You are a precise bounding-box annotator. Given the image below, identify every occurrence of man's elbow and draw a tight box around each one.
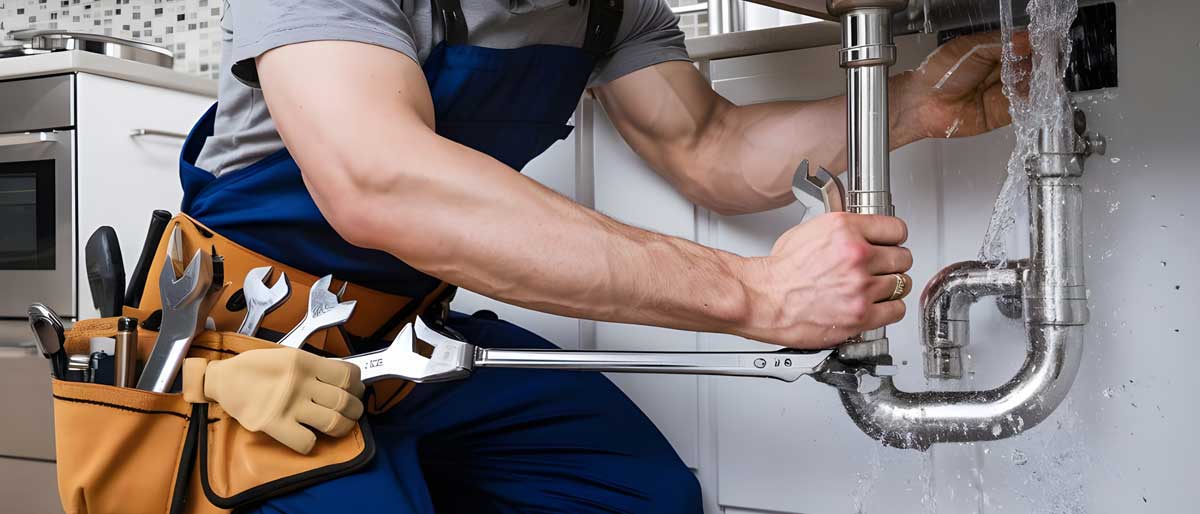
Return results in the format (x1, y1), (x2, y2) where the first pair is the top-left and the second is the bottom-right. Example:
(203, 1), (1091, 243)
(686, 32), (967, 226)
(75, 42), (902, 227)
(311, 156), (418, 253)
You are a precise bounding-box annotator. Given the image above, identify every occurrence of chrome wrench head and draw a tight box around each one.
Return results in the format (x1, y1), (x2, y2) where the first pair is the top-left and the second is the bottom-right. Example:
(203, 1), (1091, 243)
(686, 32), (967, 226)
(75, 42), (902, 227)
(237, 266), (291, 337)
(277, 275), (357, 348)
(792, 159), (847, 215)
(345, 316), (475, 384)
(136, 248), (213, 392)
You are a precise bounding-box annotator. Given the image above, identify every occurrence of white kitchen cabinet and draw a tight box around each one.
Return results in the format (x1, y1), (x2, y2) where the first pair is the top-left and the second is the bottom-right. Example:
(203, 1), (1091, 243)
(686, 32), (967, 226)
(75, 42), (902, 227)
(74, 73), (213, 319)
(0, 457), (64, 514)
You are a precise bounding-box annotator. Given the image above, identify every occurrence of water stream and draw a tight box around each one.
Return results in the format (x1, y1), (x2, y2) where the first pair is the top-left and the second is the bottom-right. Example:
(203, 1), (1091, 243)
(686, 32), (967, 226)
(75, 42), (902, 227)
(979, 0), (1079, 263)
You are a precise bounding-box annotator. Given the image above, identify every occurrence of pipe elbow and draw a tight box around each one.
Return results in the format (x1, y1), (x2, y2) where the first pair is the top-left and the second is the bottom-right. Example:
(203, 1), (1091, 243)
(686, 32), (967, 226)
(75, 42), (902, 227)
(840, 324), (1083, 450)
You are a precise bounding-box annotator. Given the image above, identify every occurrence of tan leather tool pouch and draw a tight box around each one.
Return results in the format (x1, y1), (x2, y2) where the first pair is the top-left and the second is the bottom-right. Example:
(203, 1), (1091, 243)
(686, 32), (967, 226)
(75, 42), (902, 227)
(52, 320), (375, 514)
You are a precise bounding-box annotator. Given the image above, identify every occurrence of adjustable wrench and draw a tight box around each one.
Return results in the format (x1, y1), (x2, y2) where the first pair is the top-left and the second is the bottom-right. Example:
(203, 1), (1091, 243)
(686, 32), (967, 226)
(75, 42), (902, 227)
(136, 247), (216, 392)
(342, 317), (891, 393)
(237, 266), (291, 337)
(277, 275), (357, 349)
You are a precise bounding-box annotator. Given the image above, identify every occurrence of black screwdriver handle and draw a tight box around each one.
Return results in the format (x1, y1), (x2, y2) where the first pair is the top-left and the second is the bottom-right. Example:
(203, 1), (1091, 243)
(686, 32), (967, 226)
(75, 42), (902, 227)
(85, 226), (126, 318)
(124, 210), (173, 309)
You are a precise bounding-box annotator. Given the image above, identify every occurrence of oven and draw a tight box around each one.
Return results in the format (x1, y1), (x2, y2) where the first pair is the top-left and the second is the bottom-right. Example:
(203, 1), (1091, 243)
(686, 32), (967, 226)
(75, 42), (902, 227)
(0, 75), (76, 319)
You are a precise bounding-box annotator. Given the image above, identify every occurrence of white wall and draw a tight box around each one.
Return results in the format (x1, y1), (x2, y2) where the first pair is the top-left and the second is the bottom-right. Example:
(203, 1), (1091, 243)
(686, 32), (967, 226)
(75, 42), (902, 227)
(453, 0), (1200, 512)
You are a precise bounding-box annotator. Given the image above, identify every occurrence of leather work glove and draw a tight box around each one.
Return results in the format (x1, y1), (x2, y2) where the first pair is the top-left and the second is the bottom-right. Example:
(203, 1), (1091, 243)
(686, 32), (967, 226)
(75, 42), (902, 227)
(183, 348), (365, 455)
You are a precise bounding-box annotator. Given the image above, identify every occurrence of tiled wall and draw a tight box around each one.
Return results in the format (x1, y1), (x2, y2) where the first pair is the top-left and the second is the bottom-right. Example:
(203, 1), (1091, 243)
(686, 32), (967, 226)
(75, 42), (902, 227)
(0, 0), (222, 78)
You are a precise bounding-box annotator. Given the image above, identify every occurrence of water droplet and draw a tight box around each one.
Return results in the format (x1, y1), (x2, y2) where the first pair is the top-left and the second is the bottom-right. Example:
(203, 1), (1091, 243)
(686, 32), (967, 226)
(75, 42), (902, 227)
(1011, 449), (1028, 466)
(1110, 157), (1121, 164)
(1151, 195), (1158, 200)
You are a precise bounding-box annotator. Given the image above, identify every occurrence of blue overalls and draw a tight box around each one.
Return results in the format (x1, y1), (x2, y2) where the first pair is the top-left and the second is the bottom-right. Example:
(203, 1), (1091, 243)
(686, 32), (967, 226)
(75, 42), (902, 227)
(176, 0), (701, 511)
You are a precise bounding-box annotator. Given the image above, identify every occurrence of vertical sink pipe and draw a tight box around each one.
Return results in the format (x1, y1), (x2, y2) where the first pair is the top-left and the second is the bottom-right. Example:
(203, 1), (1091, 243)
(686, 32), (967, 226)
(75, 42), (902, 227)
(827, 0), (910, 365)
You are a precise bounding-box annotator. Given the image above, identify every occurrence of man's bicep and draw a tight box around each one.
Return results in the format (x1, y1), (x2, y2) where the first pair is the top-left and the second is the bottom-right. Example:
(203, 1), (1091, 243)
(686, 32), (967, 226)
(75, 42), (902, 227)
(256, 40), (436, 176)
(594, 60), (729, 170)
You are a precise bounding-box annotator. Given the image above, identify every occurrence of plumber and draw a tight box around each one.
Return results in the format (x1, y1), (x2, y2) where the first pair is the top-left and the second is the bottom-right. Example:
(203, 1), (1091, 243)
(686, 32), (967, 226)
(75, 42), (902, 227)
(174, 0), (1030, 511)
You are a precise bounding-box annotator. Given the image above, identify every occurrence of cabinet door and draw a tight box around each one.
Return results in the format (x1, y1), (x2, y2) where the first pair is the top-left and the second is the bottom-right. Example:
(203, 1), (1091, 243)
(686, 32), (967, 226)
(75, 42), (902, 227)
(0, 341), (55, 461)
(0, 457), (63, 514)
(74, 74), (214, 319)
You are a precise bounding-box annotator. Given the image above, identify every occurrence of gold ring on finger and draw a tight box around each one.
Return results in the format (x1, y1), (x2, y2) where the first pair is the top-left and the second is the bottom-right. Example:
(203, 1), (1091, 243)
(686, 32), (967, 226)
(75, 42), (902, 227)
(887, 274), (908, 302)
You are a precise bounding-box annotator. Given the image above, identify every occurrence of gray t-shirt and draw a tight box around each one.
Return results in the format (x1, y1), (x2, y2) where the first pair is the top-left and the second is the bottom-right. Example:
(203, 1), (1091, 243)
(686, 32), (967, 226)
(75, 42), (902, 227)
(196, 0), (691, 176)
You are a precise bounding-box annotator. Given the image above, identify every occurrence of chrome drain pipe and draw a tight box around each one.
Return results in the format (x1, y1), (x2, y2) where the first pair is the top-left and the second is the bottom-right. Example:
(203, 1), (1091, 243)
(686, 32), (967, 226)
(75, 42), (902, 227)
(827, 0), (910, 365)
(836, 104), (1103, 450)
(823, 0), (1105, 449)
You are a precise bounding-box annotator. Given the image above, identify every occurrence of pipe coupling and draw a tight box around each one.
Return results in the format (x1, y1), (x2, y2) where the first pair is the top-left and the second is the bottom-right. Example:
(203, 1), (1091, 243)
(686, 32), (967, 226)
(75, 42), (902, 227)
(838, 7), (898, 68)
(827, 0), (909, 17)
(845, 191), (895, 215)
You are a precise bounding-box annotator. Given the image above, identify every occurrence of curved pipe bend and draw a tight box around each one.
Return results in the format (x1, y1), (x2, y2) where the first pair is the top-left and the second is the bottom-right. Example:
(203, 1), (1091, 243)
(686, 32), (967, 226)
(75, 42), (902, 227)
(839, 324), (1082, 450)
(921, 260), (1024, 349)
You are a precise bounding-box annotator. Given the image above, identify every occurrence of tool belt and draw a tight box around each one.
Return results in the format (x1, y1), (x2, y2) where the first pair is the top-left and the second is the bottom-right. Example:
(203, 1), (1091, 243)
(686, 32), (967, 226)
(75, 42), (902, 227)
(52, 214), (452, 514)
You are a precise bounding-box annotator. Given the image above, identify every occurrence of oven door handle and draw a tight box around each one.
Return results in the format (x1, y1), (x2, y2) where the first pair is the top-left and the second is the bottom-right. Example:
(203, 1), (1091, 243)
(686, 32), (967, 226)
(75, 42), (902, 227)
(0, 132), (58, 147)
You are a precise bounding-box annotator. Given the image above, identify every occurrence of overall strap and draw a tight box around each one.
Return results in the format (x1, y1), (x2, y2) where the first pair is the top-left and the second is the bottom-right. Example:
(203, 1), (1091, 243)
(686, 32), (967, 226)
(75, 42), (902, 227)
(432, 0), (469, 44)
(583, 0), (625, 58)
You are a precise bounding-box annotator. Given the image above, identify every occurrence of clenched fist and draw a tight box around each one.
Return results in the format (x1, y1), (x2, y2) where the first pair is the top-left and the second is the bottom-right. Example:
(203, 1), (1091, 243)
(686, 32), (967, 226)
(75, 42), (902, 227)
(739, 212), (912, 349)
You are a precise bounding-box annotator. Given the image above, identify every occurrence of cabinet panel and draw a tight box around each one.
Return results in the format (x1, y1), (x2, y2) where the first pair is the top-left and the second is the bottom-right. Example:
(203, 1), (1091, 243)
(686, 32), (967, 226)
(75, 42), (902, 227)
(0, 347), (55, 461)
(0, 458), (63, 514)
(74, 73), (213, 319)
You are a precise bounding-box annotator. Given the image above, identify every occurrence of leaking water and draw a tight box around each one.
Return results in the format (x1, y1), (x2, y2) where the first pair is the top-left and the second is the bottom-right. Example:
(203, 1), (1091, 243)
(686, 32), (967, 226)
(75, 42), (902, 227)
(980, 0), (1079, 263)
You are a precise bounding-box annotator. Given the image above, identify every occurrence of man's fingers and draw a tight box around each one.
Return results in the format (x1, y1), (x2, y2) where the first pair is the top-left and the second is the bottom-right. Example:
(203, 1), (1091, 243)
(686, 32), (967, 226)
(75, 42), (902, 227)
(868, 246), (913, 275)
(868, 273), (912, 303)
(983, 83), (1012, 130)
(845, 214), (908, 245)
(864, 300), (907, 331)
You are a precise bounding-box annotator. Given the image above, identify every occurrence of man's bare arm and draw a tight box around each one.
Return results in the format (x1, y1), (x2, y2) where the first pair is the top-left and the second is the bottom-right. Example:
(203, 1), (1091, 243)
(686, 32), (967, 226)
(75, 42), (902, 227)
(255, 41), (912, 349)
(593, 31), (1029, 216)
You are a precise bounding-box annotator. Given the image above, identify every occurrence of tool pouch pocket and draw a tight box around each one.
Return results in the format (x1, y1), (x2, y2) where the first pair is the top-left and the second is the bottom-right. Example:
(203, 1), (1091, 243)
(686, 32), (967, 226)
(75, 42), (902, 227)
(51, 321), (375, 514)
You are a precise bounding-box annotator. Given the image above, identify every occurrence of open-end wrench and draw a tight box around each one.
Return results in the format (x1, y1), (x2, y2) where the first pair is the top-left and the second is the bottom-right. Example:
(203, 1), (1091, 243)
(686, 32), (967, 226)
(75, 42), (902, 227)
(136, 248), (214, 392)
(792, 159), (846, 215)
(277, 275), (357, 349)
(237, 266), (291, 337)
(342, 317), (892, 392)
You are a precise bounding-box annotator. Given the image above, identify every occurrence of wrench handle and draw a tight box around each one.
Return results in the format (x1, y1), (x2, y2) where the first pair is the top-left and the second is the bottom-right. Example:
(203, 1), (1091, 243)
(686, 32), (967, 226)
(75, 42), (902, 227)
(474, 349), (831, 383)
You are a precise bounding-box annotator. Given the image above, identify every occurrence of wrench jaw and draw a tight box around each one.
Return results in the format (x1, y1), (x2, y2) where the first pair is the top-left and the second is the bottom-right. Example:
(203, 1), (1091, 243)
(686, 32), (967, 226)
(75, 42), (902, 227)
(136, 249), (214, 392)
(277, 275), (357, 348)
(349, 317), (474, 384)
(238, 266), (292, 337)
(810, 354), (898, 394)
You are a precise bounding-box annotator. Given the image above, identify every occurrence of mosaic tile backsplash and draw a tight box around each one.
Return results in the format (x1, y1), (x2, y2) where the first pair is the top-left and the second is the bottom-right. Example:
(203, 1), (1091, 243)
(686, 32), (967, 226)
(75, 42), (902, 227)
(0, 0), (223, 78)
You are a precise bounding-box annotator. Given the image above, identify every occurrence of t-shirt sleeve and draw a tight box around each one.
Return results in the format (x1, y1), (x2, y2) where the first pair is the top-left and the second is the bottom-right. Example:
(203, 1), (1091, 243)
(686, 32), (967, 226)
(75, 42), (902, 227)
(589, 0), (692, 86)
(228, 0), (418, 87)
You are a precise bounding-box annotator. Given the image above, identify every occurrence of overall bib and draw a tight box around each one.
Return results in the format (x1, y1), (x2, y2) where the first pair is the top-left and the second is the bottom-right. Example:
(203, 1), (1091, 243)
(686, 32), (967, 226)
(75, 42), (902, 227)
(176, 0), (701, 511)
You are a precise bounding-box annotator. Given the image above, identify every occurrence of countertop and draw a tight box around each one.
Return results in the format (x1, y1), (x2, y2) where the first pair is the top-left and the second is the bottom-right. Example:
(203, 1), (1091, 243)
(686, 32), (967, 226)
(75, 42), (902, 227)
(0, 50), (217, 97)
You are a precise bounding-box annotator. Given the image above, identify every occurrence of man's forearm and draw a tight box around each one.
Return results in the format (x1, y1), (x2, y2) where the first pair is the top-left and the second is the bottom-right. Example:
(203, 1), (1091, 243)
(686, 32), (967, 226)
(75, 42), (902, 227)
(325, 130), (759, 335)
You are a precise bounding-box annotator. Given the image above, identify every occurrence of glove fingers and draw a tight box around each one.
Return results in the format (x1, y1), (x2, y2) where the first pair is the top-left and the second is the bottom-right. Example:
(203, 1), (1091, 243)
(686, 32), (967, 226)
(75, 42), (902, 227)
(312, 359), (365, 397)
(267, 420), (318, 455)
(308, 380), (366, 421)
(296, 401), (358, 438)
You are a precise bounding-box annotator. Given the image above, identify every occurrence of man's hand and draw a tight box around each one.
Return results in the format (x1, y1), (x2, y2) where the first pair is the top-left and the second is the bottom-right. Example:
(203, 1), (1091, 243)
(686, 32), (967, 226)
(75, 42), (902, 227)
(738, 213), (912, 349)
(895, 30), (1032, 140)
